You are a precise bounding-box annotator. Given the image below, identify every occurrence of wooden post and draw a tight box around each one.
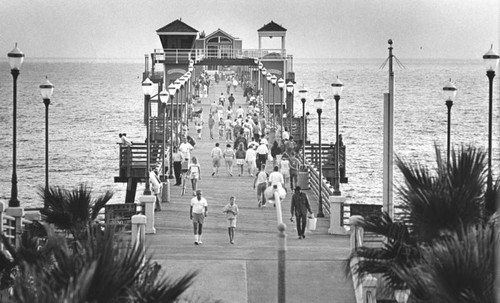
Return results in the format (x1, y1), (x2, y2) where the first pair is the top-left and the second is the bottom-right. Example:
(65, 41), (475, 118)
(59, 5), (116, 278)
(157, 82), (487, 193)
(0, 201), (5, 251)
(139, 195), (156, 234)
(362, 275), (378, 303)
(328, 195), (346, 234)
(131, 214), (146, 253)
(277, 223), (286, 303)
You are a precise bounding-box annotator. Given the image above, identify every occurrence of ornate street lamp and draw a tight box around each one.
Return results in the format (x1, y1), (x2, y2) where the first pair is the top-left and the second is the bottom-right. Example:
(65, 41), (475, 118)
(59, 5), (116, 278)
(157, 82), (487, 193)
(314, 92), (325, 217)
(40, 77), (54, 204)
(258, 62), (263, 92)
(278, 78), (285, 139)
(483, 45), (499, 193)
(7, 43), (25, 207)
(167, 83), (177, 179)
(159, 88), (169, 180)
(142, 77), (154, 195)
(286, 81), (294, 139)
(298, 86), (308, 166)
(443, 79), (457, 165)
(331, 76), (344, 196)
(174, 79), (182, 135)
(271, 74), (277, 129)
(267, 73), (272, 126)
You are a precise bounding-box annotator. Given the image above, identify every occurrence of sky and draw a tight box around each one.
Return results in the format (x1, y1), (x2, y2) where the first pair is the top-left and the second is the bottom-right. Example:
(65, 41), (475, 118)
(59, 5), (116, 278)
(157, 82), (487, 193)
(0, 0), (498, 60)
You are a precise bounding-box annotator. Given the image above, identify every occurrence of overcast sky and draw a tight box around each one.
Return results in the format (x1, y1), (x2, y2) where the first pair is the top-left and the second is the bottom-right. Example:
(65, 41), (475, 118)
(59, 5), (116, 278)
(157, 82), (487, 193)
(1, 0), (498, 60)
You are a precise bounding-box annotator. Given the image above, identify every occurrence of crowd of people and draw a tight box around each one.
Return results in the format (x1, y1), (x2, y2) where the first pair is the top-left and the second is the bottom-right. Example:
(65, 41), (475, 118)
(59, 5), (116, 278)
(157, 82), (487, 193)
(120, 75), (314, 244)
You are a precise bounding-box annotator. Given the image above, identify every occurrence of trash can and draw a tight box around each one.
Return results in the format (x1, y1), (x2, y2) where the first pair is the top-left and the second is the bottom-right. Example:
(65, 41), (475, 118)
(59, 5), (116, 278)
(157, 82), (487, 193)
(297, 169), (309, 190)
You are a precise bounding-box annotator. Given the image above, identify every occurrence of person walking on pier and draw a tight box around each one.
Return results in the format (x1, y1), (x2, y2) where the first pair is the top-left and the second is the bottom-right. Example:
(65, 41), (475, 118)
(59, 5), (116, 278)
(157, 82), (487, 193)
(218, 117), (225, 140)
(208, 114), (215, 140)
(280, 153), (290, 190)
(245, 145), (257, 177)
(254, 164), (268, 207)
(188, 156), (201, 196)
(235, 143), (246, 176)
(172, 146), (183, 186)
(228, 93), (235, 109)
(225, 115), (234, 142)
(190, 189), (208, 245)
(179, 137), (194, 163)
(289, 152), (299, 190)
(210, 142), (223, 176)
(222, 196), (239, 244)
(223, 144), (235, 176)
(290, 186), (312, 239)
(256, 140), (269, 171)
(150, 168), (162, 211)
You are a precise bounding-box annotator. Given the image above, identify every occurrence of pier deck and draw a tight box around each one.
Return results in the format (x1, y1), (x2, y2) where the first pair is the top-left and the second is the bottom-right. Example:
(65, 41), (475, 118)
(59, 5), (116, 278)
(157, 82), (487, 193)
(145, 83), (355, 303)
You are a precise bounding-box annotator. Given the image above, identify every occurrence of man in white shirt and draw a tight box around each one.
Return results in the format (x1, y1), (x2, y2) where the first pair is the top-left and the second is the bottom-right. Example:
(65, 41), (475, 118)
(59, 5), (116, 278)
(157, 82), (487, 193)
(282, 127), (290, 141)
(236, 106), (245, 119)
(179, 137), (194, 162)
(268, 166), (285, 189)
(253, 164), (268, 207)
(245, 145), (257, 176)
(190, 189), (208, 245)
(256, 141), (269, 171)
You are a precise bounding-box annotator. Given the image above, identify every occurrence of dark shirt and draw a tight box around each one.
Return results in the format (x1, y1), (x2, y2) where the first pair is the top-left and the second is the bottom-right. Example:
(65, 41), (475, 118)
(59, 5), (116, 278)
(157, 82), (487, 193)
(291, 192), (312, 216)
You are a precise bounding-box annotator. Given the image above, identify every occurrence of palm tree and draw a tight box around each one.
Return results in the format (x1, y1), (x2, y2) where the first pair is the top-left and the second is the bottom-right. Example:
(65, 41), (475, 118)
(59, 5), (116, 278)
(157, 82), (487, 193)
(3, 224), (198, 303)
(393, 223), (496, 303)
(39, 183), (113, 240)
(347, 145), (498, 300)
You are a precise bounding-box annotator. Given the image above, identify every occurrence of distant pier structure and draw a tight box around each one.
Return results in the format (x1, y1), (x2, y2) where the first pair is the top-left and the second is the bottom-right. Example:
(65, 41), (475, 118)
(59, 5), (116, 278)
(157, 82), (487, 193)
(115, 19), (303, 203)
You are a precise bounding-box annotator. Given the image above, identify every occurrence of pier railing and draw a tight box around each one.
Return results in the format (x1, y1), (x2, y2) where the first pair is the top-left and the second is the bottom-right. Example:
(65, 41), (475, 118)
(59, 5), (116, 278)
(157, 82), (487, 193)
(118, 143), (166, 179)
(153, 48), (288, 64)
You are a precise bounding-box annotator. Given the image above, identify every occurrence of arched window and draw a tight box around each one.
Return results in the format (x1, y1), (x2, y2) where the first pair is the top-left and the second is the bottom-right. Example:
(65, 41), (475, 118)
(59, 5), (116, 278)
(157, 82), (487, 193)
(207, 37), (218, 43)
(220, 37), (231, 43)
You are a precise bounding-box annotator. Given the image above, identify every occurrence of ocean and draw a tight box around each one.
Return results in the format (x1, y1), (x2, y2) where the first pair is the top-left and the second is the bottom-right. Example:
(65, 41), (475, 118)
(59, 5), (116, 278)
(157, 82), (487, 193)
(0, 58), (498, 208)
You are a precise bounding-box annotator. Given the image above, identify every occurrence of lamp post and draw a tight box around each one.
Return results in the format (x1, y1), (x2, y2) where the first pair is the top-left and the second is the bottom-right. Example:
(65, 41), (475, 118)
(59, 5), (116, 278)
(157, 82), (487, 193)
(266, 73), (272, 126)
(278, 78), (285, 139)
(258, 62), (263, 92)
(174, 79), (182, 139)
(261, 67), (267, 117)
(159, 88), (169, 180)
(286, 81), (294, 140)
(443, 79), (457, 165)
(314, 92), (325, 218)
(168, 83), (177, 179)
(331, 76), (344, 196)
(7, 43), (25, 207)
(40, 77), (54, 204)
(271, 75), (277, 129)
(298, 86), (308, 166)
(142, 77), (154, 195)
(483, 45), (499, 193)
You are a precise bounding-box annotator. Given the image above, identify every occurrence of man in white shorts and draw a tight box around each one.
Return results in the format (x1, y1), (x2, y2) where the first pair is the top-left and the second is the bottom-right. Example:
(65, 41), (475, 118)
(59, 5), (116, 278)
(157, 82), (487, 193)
(190, 190), (208, 245)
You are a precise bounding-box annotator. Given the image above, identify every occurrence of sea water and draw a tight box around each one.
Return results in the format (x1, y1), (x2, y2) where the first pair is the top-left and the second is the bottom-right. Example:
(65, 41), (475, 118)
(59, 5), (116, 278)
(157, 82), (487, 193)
(0, 58), (498, 208)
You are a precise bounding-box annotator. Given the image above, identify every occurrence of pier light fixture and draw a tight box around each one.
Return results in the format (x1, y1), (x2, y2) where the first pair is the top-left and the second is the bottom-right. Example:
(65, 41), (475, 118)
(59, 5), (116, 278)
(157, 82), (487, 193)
(142, 77), (154, 195)
(298, 86), (308, 166)
(40, 76), (54, 206)
(314, 92), (325, 217)
(483, 45), (499, 195)
(259, 62), (263, 70)
(278, 78), (285, 139)
(167, 83), (176, 179)
(7, 43), (25, 207)
(286, 81), (295, 136)
(159, 88), (169, 180)
(261, 67), (267, 76)
(331, 76), (344, 196)
(188, 64), (194, 72)
(271, 75), (277, 128)
(443, 79), (457, 165)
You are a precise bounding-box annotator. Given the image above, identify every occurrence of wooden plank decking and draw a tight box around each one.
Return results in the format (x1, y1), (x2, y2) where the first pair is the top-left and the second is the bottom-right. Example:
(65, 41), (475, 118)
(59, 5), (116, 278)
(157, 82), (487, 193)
(144, 82), (355, 303)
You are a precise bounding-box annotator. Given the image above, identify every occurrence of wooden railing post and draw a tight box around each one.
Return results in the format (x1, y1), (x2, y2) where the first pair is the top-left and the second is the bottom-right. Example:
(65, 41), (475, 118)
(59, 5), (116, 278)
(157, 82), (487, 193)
(131, 214), (146, 253)
(328, 195), (347, 234)
(139, 195), (156, 234)
(6, 207), (24, 248)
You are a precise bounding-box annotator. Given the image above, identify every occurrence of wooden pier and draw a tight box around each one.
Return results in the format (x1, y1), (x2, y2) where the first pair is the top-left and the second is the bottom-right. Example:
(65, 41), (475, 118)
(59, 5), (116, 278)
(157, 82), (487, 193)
(143, 83), (355, 303)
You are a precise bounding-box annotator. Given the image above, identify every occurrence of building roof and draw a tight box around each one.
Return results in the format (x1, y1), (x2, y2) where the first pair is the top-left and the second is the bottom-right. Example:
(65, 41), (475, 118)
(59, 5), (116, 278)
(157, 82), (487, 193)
(156, 19), (198, 34)
(257, 21), (287, 32)
(205, 28), (238, 41)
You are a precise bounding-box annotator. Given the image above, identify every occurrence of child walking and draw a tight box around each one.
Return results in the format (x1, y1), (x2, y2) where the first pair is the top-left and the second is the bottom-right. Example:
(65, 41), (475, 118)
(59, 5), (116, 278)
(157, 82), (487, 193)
(222, 196), (239, 244)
